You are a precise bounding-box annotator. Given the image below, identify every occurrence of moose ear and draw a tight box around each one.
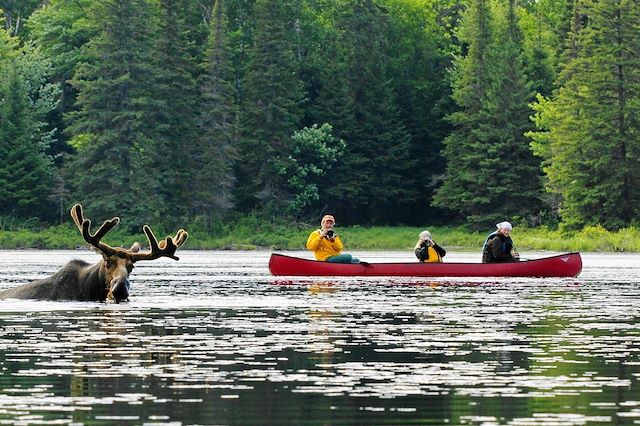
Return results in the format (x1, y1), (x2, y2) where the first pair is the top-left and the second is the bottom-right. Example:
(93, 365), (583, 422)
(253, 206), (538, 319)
(130, 242), (141, 253)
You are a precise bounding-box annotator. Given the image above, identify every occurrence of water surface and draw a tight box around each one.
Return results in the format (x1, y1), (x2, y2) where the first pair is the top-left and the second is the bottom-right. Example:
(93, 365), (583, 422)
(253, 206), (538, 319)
(0, 250), (639, 425)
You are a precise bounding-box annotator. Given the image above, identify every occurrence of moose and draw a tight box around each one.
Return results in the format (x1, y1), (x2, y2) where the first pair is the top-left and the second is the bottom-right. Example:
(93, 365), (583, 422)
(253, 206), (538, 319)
(0, 204), (188, 303)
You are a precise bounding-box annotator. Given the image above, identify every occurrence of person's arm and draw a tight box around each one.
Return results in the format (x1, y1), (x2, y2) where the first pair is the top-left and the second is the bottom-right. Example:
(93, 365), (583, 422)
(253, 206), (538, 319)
(433, 243), (446, 258)
(510, 244), (520, 260)
(306, 231), (322, 251)
(331, 235), (344, 252)
(415, 245), (427, 261)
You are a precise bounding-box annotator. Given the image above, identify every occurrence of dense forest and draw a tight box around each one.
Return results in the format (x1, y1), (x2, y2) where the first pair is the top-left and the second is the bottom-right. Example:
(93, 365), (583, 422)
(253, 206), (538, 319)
(1, 0), (639, 232)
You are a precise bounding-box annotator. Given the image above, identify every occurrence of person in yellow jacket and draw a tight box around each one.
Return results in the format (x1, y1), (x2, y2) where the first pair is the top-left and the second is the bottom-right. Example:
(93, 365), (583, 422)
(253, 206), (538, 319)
(414, 230), (446, 263)
(306, 215), (360, 263)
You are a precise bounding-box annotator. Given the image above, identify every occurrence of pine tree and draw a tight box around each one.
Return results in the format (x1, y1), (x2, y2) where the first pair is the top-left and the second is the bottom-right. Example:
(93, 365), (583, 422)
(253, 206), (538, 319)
(479, 0), (541, 224)
(0, 63), (55, 219)
(235, 0), (304, 214)
(1, 0), (41, 36)
(66, 0), (163, 228)
(317, 0), (416, 224)
(0, 19), (19, 60)
(434, 0), (541, 228)
(385, 0), (460, 224)
(529, 0), (640, 229)
(26, 0), (101, 164)
(151, 0), (200, 224)
(432, 0), (494, 225)
(303, 0), (351, 129)
(194, 0), (238, 223)
(520, 0), (563, 97)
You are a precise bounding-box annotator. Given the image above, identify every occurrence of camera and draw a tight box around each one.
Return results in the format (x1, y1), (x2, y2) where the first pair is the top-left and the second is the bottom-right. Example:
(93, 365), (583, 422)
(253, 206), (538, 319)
(326, 230), (335, 238)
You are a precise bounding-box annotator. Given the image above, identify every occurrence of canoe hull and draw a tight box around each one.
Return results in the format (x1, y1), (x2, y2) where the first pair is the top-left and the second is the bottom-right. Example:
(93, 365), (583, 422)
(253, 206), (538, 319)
(268, 252), (582, 278)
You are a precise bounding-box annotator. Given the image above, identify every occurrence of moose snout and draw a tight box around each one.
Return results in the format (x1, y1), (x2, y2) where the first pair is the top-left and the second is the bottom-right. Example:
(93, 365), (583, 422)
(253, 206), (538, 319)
(109, 277), (130, 303)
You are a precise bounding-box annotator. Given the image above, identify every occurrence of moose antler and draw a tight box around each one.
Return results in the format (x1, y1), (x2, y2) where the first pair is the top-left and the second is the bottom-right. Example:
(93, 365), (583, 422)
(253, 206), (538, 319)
(70, 203), (119, 256)
(70, 203), (188, 261)
(130, 225), (189, 262)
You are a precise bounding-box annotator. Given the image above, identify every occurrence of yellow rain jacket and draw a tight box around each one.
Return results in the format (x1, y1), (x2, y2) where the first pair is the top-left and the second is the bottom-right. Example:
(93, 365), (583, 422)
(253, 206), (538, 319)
(422, 246), (443, 263)
(306, 230), (344, 261)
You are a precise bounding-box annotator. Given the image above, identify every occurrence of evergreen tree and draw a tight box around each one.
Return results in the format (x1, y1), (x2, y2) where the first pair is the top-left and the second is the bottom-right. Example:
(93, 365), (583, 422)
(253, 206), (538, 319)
(194, 0), (238, 223)
(432, 0), (494, 225)
(1, 0), (41, 36)
(529, 0), (640, 229)
(0, 52), (58, 218)
(434, 0), (540, 228)
(318, 0), (416, 224)
(305, 11), (355, 165)
(0, 17), (19, 60)
(385, 0), (460, 224)
(151, 0), (200, 224)
(479, 0), (541, 224)
(235, 0), (304, 214)
(26, 0), (96, 162)
(519, 0), (564, 96)
(66, 0), (163, 228)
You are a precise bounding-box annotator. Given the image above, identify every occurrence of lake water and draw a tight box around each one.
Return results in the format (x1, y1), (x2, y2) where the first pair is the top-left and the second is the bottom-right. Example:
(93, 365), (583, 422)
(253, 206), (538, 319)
(0, 250), (639, 425)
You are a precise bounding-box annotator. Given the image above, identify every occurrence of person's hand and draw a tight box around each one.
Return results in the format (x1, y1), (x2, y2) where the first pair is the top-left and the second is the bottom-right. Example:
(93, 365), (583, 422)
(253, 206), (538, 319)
(421, 238), (433, 247)
(322, 229), (336, 240)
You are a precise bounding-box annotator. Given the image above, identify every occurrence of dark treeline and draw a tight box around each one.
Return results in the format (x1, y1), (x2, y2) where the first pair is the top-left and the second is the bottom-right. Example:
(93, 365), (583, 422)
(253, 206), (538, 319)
(1, 0), (639, 232)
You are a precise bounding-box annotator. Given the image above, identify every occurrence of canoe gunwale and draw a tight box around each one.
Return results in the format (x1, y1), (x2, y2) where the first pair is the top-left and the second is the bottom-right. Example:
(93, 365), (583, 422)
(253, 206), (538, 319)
(268, 252), (582, 278)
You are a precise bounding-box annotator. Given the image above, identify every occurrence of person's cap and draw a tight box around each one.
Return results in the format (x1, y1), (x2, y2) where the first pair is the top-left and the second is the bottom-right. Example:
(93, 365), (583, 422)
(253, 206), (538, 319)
(321, 215), (335, 225)
(496, 221), (512, 230)
(419, 230), (432, 240)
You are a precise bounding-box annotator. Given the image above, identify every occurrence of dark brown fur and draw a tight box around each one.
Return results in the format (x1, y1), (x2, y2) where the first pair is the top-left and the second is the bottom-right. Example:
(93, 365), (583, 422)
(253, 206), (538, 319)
(0, 204), (187, 303)
(0, 260), (107, 301)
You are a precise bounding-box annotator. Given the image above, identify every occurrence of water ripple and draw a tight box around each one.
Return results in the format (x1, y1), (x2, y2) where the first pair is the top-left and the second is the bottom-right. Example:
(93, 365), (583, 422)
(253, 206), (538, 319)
(0, 251), (639, 425)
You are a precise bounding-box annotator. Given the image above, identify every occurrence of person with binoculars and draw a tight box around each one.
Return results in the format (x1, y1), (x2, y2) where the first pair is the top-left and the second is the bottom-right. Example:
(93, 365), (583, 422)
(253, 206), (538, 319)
(306, 215), (361, 263)
(414, 230), (446, 263)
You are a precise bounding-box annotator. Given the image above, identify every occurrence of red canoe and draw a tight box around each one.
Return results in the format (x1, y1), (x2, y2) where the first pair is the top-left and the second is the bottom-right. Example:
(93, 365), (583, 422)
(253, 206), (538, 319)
(268, 252), (582, 278)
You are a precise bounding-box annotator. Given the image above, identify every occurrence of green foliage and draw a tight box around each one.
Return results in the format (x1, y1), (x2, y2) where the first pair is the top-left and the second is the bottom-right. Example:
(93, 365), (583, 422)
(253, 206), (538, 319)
(5, 219), (640, 253)
(26, 0), (94, 79)
(150, 0), (200, 225)
(0, 36), (59, 219)
(434, 0), (542, 229)
(384, 0), (459, 221)
(280, 123), (346, 216)
(4, 0), (640, 234)
(316, 0), (417, 224)
(193, 0), (238, 221)
(528, 0), (640, 230)
(518, 0), (566, 96)
(0, 18), (19, 59)
(26, 0), (95, 159)
(0, 0), (41, 36)
(235, 0), (305, 214)
(66, 0), (164, 230)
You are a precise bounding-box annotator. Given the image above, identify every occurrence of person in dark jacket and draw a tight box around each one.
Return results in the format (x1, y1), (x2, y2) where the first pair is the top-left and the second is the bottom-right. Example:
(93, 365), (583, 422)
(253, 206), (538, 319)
(482, 221), (520, 263)
(415, 230), (446, 263)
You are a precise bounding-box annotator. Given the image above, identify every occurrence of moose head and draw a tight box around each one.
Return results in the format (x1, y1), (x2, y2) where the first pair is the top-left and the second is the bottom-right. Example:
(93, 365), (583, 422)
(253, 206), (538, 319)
(0, 204), (188, 303)
(69, 203), (189, 302)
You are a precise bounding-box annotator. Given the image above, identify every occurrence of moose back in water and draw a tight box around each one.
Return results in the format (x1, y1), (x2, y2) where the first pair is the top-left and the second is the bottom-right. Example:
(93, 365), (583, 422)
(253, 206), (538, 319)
(0, 204), (188, 303)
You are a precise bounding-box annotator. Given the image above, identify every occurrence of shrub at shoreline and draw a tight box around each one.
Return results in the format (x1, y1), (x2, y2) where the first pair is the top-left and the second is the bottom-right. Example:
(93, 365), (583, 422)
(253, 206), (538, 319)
(0, 223), (639, 252)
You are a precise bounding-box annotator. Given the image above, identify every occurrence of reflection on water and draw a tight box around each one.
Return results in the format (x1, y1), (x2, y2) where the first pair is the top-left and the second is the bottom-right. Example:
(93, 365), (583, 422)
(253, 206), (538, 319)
(0, 250), (639, 425)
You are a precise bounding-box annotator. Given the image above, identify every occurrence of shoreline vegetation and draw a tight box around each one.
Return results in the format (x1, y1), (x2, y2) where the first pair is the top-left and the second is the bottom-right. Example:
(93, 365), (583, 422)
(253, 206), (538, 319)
(1, 222), (639, 253)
